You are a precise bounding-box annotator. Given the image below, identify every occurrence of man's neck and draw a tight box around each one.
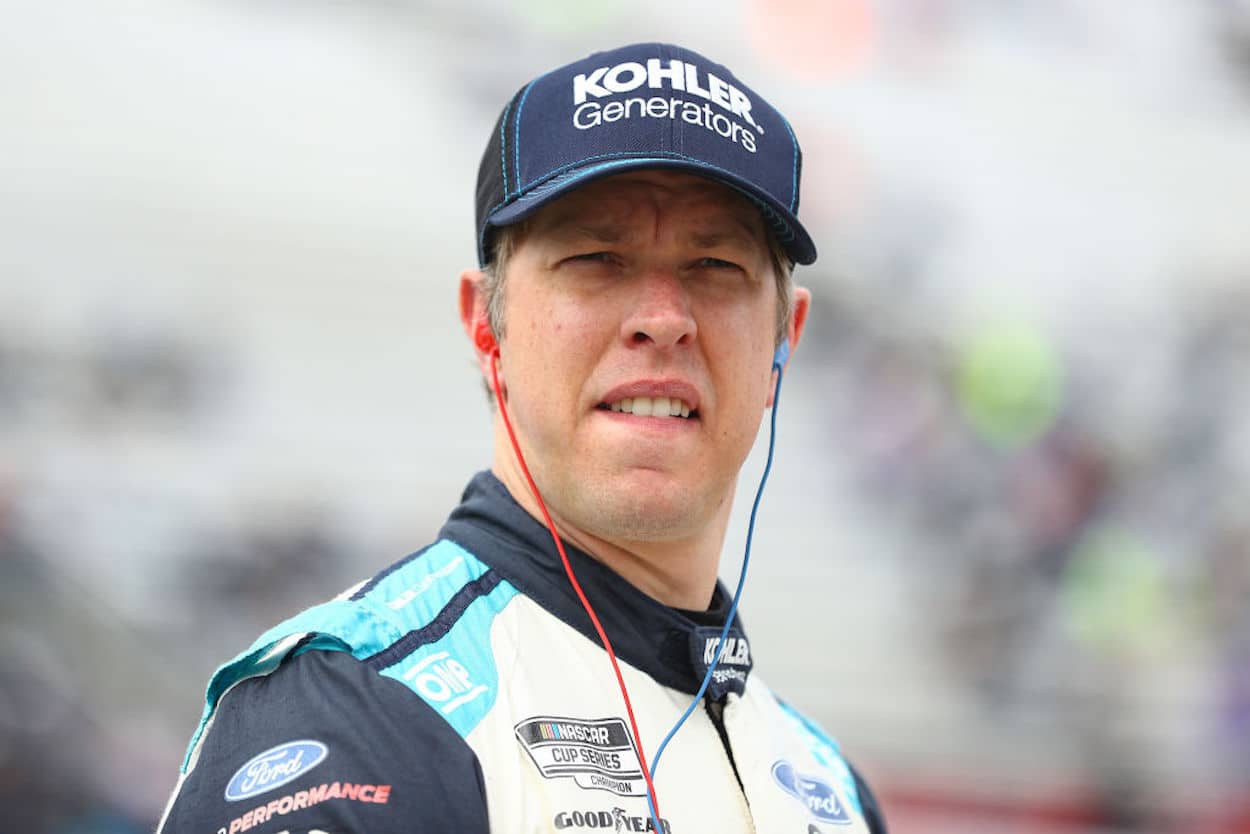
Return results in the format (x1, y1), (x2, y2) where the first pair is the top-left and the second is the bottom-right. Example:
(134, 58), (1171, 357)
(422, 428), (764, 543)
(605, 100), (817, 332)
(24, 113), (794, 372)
(490, 457), (732, 611)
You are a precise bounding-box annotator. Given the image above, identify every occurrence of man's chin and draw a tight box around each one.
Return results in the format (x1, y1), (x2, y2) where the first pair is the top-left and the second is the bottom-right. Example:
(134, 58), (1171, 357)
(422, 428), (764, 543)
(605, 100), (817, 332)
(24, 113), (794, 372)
(572, 477), (711, 543)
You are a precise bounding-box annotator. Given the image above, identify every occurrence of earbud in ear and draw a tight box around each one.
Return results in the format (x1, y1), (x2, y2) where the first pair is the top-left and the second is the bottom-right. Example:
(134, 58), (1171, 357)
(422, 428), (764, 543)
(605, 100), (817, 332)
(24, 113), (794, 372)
(475, 321), (499, 356)
(772, 338), (790, 369)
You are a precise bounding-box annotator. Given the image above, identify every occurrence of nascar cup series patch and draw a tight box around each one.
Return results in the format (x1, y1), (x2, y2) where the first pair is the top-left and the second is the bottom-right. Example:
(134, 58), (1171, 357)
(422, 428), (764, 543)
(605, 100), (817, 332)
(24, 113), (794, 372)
(515, 715), (648, 797)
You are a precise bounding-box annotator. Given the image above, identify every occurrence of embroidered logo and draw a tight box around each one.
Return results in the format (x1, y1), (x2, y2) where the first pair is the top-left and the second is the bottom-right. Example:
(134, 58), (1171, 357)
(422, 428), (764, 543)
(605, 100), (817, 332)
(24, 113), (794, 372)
(224, 740), (328, 802)
(772, 759), (852, 825)
(516, 716), (647, 797)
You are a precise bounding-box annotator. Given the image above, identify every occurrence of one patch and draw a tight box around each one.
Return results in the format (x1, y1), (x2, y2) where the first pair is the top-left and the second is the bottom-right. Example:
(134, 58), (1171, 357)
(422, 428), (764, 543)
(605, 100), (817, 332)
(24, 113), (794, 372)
(771, 760), (852, 825)
(224, 740), (328, 802)
(515, 716), (646, 797)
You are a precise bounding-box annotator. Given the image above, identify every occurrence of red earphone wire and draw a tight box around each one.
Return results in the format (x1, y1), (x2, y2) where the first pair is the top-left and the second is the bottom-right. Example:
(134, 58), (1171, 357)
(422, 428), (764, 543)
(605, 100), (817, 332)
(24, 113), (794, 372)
(488, 352), (663, 821)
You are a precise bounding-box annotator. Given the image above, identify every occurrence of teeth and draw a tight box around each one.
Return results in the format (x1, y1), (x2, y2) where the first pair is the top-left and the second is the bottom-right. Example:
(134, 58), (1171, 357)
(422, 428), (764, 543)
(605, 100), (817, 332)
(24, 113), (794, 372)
(606, 396), (694, 418)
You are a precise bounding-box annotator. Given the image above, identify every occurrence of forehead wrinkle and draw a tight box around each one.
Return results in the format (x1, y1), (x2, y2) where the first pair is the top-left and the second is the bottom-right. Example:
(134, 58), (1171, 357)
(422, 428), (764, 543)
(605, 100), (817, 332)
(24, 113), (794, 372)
(658, 182), (766, 250)
(532, 193), (638, 241)
(686, 214), (764, 250)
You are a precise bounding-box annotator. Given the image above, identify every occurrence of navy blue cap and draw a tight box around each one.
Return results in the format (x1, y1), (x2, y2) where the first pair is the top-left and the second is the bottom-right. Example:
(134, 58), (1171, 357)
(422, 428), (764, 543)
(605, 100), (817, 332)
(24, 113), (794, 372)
(475, 42), (817, 267)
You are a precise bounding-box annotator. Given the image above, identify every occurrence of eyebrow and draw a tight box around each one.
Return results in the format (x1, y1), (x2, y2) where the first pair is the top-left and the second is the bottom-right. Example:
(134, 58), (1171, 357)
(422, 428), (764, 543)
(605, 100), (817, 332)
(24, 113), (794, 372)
(689, 224), (761, 250)
(552, 224), (760, 253)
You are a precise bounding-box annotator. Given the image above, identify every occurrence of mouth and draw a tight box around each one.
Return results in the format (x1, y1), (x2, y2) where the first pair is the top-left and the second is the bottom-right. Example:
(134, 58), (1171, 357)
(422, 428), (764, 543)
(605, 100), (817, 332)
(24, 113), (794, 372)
(595, 396), (698, 420)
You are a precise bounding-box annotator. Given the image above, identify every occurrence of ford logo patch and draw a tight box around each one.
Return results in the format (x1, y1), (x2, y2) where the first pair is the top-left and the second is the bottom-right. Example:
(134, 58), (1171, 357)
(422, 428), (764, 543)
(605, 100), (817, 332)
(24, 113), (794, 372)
(224, 740), (328, 802)
(772, 760), (851, 825)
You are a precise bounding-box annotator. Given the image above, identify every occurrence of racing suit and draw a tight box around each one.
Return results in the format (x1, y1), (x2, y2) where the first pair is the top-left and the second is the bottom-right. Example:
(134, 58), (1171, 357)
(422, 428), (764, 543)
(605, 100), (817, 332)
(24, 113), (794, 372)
(159, 472), (888, 834)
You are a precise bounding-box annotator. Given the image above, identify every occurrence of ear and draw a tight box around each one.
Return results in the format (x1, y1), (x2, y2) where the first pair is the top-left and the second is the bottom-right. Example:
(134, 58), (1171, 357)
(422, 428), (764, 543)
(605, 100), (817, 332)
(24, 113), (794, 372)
(459, 270), (499, 383)
(766, 285), (811, 408)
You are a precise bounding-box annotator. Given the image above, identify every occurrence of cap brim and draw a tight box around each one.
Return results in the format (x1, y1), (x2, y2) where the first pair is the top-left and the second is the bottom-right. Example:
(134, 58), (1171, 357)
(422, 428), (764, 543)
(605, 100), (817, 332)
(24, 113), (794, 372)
(484, 157), (817, 266)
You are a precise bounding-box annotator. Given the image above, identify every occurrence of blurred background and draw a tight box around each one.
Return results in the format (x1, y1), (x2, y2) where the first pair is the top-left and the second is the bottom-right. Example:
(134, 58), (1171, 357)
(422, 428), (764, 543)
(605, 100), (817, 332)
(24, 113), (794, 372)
(3, 0), (1249, 831)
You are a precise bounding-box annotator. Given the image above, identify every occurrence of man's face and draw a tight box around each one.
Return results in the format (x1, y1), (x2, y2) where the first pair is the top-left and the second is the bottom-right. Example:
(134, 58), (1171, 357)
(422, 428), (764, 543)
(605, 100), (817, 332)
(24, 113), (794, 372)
(485, 170), (796, 545)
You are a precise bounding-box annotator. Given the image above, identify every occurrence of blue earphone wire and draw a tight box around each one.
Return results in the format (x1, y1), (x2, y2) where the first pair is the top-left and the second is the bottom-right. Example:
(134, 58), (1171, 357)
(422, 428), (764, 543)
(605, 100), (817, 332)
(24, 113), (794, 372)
(643, 351), (787, 829)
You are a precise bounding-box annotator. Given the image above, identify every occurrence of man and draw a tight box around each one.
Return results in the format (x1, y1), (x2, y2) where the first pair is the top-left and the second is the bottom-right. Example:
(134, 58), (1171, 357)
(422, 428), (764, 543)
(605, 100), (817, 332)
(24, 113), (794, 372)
(159, 42), (887, 834)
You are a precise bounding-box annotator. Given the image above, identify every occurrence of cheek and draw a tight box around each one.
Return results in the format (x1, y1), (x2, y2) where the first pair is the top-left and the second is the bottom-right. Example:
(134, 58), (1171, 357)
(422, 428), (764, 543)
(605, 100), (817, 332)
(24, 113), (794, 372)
(710, 323), (774, 386)
(546, 300), (615, 360)
(507, 306), (606, 409)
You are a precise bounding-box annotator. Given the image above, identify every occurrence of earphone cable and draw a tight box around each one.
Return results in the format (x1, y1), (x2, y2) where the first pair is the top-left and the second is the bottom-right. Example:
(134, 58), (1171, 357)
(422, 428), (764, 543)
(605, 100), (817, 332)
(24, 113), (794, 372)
(489, 352), (664, 827)
(648, 358), (785, 781)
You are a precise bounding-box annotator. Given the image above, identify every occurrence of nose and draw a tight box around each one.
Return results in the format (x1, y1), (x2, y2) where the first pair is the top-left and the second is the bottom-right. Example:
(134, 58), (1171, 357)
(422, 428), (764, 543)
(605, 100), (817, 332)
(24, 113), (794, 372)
(621, 268), (697, 351)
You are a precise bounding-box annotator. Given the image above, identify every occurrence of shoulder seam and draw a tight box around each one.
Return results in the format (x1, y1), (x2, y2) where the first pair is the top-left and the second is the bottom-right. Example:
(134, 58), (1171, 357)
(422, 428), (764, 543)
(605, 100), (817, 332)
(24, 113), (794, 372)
(364, 569), (504, 671)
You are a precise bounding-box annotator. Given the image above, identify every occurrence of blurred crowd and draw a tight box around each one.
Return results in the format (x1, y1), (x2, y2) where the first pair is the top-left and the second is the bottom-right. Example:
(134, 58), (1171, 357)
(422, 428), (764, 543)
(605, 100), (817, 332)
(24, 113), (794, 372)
(801, 262), (1250, 831)
(0, 340), (356, 832)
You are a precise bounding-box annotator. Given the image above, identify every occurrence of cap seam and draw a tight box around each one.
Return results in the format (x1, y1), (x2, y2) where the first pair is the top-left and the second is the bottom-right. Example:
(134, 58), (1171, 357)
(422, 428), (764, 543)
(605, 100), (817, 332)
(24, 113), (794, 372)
(780, 116), (799, 213)
(513, 71), (555, 197)
(499, 97), (514, 198)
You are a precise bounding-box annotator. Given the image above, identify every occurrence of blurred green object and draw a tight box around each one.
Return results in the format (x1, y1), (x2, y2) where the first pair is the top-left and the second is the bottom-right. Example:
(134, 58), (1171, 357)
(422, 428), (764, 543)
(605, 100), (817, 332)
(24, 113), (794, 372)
(1060, 526), (1170, 654)
(956, 318), (1064, 447)
(519, 0), (626, 34)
